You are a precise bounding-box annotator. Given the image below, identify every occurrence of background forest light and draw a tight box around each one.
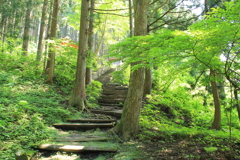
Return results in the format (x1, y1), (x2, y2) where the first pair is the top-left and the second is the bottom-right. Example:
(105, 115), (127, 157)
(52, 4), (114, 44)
(182, 0), (204, 15)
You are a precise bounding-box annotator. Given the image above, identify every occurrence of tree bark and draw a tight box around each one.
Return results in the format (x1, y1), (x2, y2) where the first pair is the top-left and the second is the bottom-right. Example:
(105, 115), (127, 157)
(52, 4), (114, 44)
(0, 17), (7, 51)
(113, 0), (149, 140)
(210, 69), (221, 130)
(234, 90), (240, 121)
(143, 67), (152, 97)
(36, 0), (48, 62)
(129, 0), (133, 37)
(22, 0), (32, 56)
(86, 0), (95, 85)
(46, 0), (59, 84)
(44, 0), (53, 73)
(70, 0), (89, 111)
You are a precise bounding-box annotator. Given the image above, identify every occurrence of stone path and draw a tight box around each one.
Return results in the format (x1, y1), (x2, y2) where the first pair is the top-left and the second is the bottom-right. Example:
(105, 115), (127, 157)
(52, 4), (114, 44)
(35, 68), (128, 159)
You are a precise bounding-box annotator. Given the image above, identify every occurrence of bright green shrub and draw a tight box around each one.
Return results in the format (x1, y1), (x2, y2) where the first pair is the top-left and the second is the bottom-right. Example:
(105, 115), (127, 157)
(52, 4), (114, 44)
(0, 104), (53, 160)
(86, 80), (103, 108)
(0, 45), (75, 159)
(54, 45), (77, 87)
(111, 65), (130, 85)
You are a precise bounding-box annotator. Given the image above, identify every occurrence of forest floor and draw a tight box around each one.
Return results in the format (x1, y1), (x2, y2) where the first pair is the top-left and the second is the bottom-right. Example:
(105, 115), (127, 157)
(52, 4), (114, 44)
(35, 69), (240, 160)
(136, 138), (239, 160)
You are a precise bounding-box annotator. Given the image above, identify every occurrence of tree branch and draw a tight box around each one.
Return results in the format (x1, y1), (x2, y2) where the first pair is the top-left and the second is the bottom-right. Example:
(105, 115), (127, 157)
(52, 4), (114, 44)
(148, 0), (184, 28)
(94, 8), (128, 12)
(150, 0), (169, 13)
(94, 11), (128, 17)
(194, 70), (205, 89)
(148, 16), (197, 32)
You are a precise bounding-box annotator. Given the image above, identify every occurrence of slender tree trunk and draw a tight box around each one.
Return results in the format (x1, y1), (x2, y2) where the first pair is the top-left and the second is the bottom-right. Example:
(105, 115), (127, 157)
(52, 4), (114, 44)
(113, 0), (150, 140)
(12, 11), (18, 38)
(63, 25), (68, 37)
(234, 90), (240, 120)
(32, 18), (40, 43)
(210, 69), (221, 130)
(46, 0), (59, 84)
(0, 17), (4, 41)
(44, 0), (53, 73)
(143, 67), (152, 97)
(94, 16), (107, 55)
(22, 0), (33, 56)
(129, 0), (133, 37)
(10, 11), (15, 37)
(86, 0), (95, 85)
(70, 0), (89, 111)
(225, 74), (240, 120)
(0, 17), (6, 52)
(204, 0), (208, 15)
(143, 0), (157, 97)
(36, 0), (48, 61)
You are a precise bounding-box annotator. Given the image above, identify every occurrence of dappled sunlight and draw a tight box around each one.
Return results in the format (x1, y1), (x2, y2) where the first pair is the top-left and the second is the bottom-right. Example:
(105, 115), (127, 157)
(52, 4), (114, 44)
(38, 152), (80, 160)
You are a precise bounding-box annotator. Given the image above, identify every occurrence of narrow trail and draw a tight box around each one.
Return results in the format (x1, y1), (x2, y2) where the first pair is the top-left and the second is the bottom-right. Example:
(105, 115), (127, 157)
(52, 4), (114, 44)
(34, 68), (128, 160)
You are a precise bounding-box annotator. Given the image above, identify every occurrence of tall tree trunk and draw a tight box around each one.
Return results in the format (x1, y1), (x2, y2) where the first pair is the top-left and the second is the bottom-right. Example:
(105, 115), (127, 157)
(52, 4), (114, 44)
(204, 0), (208, 15)
(234, 90), (240, 121)
(32, 18), (40, 44)
(22, 0), (32, 56)
(129, 0), (133, 37)
(0, 17), (6, 52)
(143, 67), (152, 97)
(44, 0), (53, 73)
(70, 0), (89, 111)
(94, 16), (107, 55)
(86, 0), (95, 85)
(12, 11), (20, 38)
(143, 0), (157, 97)
(210, 69), (221, 130)
(113, 0), (150, 140)
(36, 0), (48, 61)
(46, 0), (59, 84)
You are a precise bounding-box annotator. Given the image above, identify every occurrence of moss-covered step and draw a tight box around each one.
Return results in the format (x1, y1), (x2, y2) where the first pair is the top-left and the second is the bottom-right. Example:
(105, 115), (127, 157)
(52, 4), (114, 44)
(66, 119), (117, 123)
(90, 110), (122, 118)
(103, 85), (128, 90)
(98, 98), (125, 104)
(55, 130), (113, 142)
(53, 123), (115, 130)
(38, 143), (118, 153)
(102, 90), (128, 95)
(55, 136), (110, 142)
(98, 103), (124, 107)
(100, 94), (127, 99)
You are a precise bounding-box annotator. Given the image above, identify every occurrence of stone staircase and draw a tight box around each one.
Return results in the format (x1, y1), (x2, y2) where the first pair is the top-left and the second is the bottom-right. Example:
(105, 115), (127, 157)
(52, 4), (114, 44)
(90, 84), (127, 118)
(35, 69), (128, 159)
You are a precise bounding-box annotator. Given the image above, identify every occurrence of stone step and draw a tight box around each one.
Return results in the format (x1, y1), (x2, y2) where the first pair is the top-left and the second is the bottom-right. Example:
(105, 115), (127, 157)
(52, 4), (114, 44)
(98, 99), (125, 104)
(100, 95), (127, 99)
(90, 110), (122, 118)
(38, 143), (118, 153)
(99, 103), (124, 107)
(103, 88), (128, 92)
(102, 93), (127, 97)
(102, 89), (128, 94)
(96, 68), (116, 84)
(99, 97), (126, 100)
(53, 123), (115, 130)
(103, 86), (128, 90)
(66, 119), (117, 123)
(55, 135), (110, 142)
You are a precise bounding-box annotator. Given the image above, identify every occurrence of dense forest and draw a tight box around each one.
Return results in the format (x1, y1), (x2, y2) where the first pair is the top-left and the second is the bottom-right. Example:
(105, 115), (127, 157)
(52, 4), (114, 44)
(0, 0), (239, 159)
